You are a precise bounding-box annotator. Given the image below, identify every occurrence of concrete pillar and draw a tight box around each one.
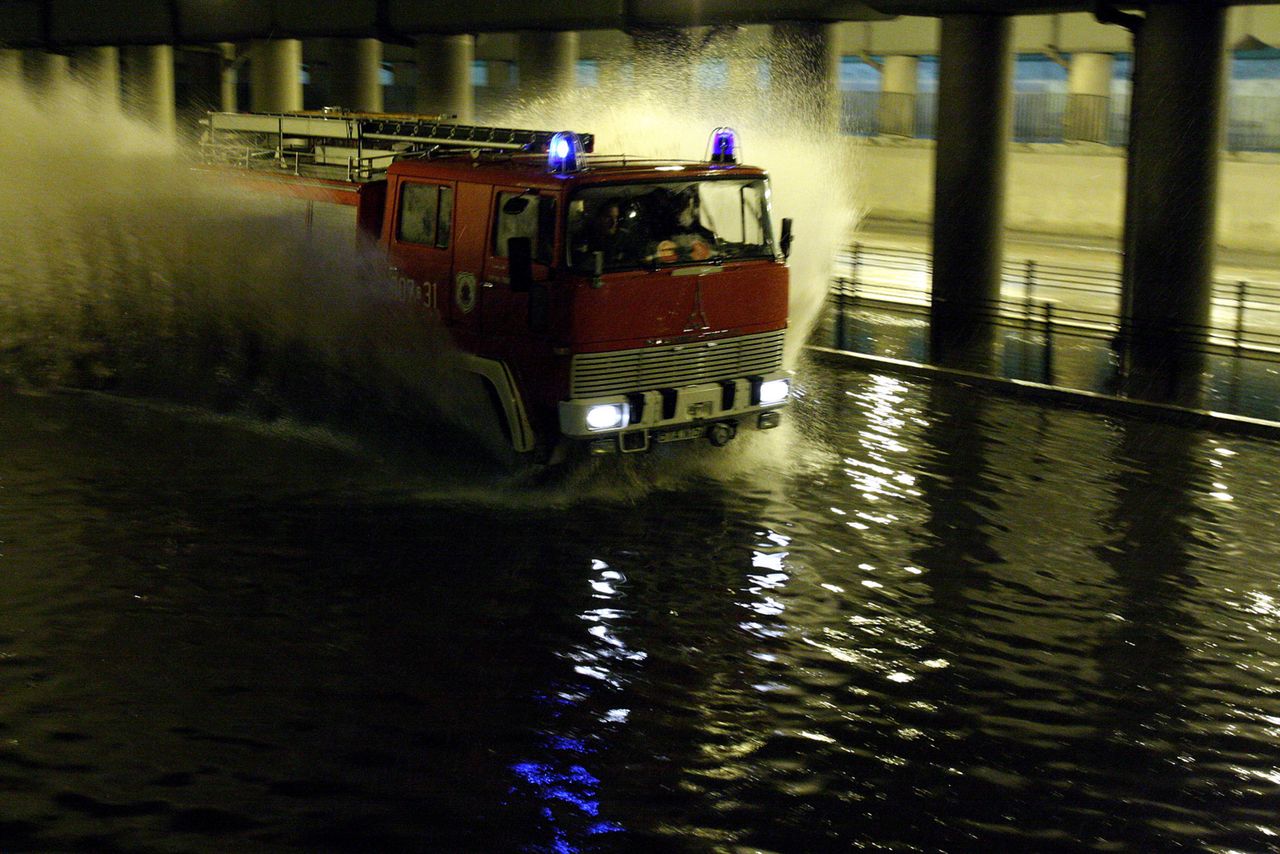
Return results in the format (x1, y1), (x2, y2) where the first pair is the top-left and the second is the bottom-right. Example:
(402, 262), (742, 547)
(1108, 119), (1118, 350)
(930, 15), (1013, 372)
(630, 27), (694, 92)
(879, 55), (918, 137)
(69, 46), (120, 107)
(122, 45), (176, 134)
(516, 31), (578, 100)
(0, 49), (21, 81)
(415, 34), (474, 121)
(1065, 53), (1112, 143)
(1118, 2), (1226, 405)
(179, 47), (224, 118)
(329, 38), (383, 112)
(22, 50), (71, 91)
(723, 52), (763, 111)
(249, 39), (303, 113)
(596, 56), (627, 94)
(219, 43), (238, 112)
(768, 22), (840, 131)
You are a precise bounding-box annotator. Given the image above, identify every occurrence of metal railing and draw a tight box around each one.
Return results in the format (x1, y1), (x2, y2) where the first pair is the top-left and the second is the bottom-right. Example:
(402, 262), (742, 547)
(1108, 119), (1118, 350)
(199, 140), (402, 182)
(828, 242), (1280, 384)
(1063, 93), (1111, 144)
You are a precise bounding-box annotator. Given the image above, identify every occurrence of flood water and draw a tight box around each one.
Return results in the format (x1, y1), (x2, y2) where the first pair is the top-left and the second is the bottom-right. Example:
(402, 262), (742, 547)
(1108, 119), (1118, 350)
(4, 360), (1280, 853)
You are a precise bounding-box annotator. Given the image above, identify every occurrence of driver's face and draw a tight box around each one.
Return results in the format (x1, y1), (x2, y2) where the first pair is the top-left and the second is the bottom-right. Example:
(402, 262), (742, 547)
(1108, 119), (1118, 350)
(597, 206), (620, 232)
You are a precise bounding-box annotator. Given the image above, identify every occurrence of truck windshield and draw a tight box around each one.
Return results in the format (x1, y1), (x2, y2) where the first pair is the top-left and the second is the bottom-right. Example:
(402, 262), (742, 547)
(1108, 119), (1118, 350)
(567, 178), (774, 271)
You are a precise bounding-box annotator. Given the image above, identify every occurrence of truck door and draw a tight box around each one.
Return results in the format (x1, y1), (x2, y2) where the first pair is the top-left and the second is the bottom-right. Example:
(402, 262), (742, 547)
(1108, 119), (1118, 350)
(386, 178), (456, 322)
(482, 186), (558, 344)
(449, 182), (494, 339)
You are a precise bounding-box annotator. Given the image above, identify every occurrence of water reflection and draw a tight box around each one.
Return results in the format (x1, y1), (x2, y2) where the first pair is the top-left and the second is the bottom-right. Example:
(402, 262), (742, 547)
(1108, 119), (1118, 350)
(1090, 419), (1209, 847)
(507, 557), (635, 852)
(7, 368), (1280, 851)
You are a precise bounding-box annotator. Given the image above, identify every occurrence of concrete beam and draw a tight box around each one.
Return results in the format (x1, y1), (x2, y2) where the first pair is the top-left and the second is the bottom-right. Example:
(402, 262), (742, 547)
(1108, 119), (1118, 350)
(0, 0), (893, 48)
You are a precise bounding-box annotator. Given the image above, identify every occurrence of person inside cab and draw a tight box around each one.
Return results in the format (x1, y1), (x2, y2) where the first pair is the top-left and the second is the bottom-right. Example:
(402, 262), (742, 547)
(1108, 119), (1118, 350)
(579, 198), (636, 265)
(652, 186), (717, 264)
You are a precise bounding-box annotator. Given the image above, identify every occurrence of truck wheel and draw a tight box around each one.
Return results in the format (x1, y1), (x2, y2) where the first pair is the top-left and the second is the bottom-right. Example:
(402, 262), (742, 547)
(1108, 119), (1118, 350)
(532, 439), (570, 467)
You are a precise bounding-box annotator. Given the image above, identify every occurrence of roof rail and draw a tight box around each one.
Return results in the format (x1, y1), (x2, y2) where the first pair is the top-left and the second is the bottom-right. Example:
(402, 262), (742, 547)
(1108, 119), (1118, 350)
(199, 110), (595, 182)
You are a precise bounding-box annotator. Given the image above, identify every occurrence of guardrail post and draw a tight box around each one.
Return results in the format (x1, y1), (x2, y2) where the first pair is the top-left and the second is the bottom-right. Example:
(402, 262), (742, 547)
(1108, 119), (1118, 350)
(1231, 279), (1248, 412)
(1042, 301), (1055, 385)
(1024, 259), (1036, 302)
(835, 278), (848, 349)
(1235, 280), (1248, 352)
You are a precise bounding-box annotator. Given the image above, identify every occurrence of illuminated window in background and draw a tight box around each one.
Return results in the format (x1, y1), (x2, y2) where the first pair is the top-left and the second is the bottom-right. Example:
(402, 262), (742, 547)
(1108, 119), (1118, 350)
(916, 56), (939, 93)
(576, 59), (599, 87)
(1228, 48), (1280, 152)
(1014, 53), (1068, 93)
(299, 65), (311, 85)
(839, 56), (881, 91)
(1233, 48), (1280, 82)
(1112, 54), (1132, 93)
(471, 60), (489, 87)
(1013, 53), (1070, 143)
(839, 57), (881, 136)
(694, 58), (728, 89)
(379, 64), (393, 86)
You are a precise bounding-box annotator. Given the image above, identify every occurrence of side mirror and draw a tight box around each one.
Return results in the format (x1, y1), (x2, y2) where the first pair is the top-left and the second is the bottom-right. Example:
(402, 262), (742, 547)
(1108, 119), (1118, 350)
(780, 218), (794, 260)
(502, 195), (531, 215)
(591, 251), (604, 289)
(508, 236), (533, 292)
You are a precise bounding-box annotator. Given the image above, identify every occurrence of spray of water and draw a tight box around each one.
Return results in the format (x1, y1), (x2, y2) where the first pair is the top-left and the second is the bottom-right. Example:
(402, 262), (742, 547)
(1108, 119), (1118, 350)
(488, 33), (863, 365)
(477, 32), (862, 490)
(0, 39), (856, 496)
(0, 75), (512, 459)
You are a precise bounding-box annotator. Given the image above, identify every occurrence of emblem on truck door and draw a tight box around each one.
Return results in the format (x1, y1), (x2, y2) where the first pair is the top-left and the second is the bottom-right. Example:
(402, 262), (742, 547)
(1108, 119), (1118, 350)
(455, 272), (478, 314)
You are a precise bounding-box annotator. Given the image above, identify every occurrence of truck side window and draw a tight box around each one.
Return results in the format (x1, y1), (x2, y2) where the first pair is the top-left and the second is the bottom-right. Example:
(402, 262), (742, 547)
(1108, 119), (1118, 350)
(494, 192), (556, 265)
(397, 183), (453, 249)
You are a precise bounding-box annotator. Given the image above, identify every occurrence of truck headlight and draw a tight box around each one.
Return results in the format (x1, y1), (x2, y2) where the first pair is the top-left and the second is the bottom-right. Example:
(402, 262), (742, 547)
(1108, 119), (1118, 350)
(585, 403), (628, 431)
(758, 379), (790, 406)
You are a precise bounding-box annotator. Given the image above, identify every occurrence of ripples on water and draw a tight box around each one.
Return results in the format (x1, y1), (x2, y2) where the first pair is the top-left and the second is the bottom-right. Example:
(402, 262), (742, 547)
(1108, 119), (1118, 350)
(4, 362), (1280, 853)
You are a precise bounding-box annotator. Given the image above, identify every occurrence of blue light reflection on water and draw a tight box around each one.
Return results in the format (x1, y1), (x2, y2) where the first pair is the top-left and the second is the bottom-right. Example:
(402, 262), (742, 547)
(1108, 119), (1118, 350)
(493, 365), (1280, 852)
(507, 558), (634, 852)
(2, 364), (1280, 851)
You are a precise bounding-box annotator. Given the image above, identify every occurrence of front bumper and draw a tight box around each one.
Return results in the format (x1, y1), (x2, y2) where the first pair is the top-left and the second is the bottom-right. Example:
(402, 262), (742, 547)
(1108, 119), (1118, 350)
(558, 370), (792, 452)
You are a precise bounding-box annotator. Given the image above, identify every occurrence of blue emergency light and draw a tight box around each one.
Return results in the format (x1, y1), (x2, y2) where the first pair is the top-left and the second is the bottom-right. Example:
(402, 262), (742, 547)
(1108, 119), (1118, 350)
(547, 131), (584, 172)
(708, 127), (738, 164)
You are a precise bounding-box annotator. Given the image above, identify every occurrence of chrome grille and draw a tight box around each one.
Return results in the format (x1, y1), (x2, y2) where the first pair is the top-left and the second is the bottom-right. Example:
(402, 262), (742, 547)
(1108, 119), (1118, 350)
(570, 329), (786, 399)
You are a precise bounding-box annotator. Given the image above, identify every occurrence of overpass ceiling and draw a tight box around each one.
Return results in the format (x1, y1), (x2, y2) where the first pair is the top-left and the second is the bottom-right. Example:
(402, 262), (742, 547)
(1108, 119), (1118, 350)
(0, 0), (1271, 48)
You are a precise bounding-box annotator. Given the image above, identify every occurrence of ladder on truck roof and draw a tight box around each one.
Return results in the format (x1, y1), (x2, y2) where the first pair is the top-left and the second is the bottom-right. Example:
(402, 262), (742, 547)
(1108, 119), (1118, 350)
(200, 110), (596, 182)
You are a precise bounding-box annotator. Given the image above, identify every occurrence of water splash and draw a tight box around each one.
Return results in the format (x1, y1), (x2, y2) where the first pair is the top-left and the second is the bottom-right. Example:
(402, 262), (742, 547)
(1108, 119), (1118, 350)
(0, 43), (853, 490)
(0, 75), (493, 450)
(484, 32), (862, 366)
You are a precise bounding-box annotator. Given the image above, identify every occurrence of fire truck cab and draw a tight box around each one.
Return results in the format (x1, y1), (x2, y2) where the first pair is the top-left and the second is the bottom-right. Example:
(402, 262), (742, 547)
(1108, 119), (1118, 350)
(202, 113), (793, 458)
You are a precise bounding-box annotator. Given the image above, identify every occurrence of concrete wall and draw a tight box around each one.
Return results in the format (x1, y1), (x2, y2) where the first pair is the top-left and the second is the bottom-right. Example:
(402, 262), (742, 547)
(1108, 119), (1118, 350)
(854, 137), (1280, 254)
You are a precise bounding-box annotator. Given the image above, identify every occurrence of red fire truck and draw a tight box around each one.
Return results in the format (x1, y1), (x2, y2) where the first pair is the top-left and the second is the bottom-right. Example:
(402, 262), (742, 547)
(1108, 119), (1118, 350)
(201, 111), (793, 458)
